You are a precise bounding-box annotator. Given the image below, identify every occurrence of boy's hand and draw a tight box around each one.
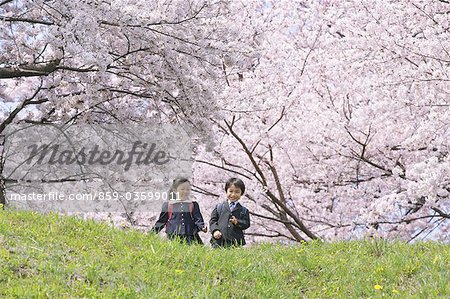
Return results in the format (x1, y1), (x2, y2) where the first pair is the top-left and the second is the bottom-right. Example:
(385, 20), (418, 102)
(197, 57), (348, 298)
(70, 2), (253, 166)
(202, 226), (208, 233)
(213, 230), (222, 239)
(230, 216), (238, 225)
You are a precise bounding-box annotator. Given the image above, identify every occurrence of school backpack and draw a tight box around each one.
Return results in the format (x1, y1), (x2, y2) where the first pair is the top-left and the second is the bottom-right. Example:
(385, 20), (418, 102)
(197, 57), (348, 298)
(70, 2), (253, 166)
(168, 201), (194, 220)
(167, 201), (203, 244)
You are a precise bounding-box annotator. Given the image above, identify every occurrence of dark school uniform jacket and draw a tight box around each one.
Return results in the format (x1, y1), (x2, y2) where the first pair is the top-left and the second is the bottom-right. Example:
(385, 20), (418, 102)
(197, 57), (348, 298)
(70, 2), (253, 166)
(209, 200), (250, 245)
(152, 200), (205, 235)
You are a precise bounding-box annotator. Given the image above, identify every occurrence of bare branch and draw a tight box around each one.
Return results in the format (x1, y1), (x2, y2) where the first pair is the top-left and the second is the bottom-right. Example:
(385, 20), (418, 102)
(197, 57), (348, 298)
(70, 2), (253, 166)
(1, 16), (54, 25)
(225, 117), (319, 241)
(0, 0), (14, 6)
(5, 175), (100, 184)
(265, 185), (318, 240)
(250, 209), (302, 229)
(246, 232), (297, 241)
(432, 207), (450, 219)
(267, 106), (286, 132)
(191, 185), (220, 198)
(300, 29), (321, 76)
(0, 60), (60, 78)
(0, 83), (45, 135)
(225, 117), (268, 185)
(411, 3), (439, 25)
(194, 159), (253, 180)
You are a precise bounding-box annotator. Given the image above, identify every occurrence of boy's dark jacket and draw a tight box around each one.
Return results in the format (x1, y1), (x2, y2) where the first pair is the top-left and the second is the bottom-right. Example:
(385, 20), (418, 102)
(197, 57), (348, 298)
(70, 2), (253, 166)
(152, 201), (204, 235)
(209, 200), (250, 245)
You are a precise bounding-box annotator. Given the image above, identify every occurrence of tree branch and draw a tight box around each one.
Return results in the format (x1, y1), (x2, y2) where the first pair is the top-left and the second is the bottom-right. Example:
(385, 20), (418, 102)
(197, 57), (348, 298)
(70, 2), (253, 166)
(0, 83), (45, 135)
(250, 209), (302, 229)
(1, 16), (54, 25)
(225, 117), (319, 241)
(194, 158), (253, 180)
(0, 60), (60, 78)
(225, 116), (268, 185)
(0, 0), (14, 6)
(246, 232), (297, 242)
(432, 207), (450, 219)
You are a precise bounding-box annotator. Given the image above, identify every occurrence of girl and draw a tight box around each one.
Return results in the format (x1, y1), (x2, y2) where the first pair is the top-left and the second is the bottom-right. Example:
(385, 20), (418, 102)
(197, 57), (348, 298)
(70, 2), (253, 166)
(151, 178), (207, 245)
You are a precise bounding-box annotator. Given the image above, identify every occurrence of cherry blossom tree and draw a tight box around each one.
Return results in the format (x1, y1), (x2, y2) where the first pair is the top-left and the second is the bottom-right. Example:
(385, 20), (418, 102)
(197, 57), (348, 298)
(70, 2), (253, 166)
(0, 0), (260, 211)
(0, 0), (260, 126)
(194, 0), (450, 242)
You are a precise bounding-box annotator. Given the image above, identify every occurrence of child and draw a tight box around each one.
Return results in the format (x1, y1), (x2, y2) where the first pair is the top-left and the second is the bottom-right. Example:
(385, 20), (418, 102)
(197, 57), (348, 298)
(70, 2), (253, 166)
(210, 178), (250, 247)
(151, 178), (207, 245)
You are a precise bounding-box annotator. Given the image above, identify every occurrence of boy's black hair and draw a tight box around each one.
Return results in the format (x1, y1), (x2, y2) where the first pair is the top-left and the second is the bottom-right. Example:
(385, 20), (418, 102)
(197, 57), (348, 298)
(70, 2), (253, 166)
(224, 178), (245, 195)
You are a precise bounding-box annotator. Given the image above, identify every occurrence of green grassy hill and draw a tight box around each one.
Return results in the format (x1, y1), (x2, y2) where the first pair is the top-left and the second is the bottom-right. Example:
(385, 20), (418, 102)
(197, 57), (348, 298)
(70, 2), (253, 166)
(0, 209), (449, 298)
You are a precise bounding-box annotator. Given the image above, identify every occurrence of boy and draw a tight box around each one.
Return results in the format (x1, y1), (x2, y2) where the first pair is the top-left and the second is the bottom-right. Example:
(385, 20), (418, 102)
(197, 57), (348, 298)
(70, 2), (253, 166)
(210, 178), (250, 247)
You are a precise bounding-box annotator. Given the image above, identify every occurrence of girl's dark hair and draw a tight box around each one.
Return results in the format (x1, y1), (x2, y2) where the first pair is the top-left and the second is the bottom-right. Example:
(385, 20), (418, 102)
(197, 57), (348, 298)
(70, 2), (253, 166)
(168, 177), (190, 199)
(224, 178), (245, 195)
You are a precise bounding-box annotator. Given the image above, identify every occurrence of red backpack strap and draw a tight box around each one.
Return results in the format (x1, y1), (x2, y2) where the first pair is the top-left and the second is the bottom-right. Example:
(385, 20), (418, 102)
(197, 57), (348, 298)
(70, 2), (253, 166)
(168, 202), (173, 220)
(168, 202), (194, 220)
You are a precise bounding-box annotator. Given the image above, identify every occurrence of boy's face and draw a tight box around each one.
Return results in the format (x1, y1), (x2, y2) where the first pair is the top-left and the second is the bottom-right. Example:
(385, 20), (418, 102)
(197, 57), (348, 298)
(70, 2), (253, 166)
(176, 182), (191, 200)
(226, 184), (242, 202)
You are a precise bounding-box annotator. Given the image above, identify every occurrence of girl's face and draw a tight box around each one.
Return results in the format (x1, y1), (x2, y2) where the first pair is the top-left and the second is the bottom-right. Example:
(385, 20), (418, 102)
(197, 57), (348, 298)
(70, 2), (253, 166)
(176, 182), (191, 200)
(226, 184), (242, 202)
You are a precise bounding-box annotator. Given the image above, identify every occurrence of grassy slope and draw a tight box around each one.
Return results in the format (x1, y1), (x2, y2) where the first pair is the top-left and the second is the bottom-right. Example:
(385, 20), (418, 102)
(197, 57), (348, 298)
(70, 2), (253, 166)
(0, 209), (449, 298)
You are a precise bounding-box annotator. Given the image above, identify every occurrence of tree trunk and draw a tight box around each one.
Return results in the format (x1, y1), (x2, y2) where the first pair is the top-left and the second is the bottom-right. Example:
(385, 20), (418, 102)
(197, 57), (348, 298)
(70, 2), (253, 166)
(0, 179), (5, 208)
